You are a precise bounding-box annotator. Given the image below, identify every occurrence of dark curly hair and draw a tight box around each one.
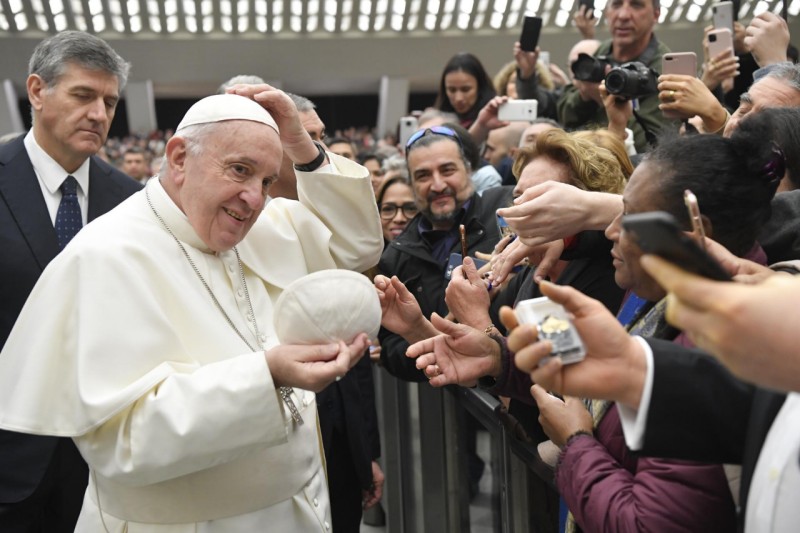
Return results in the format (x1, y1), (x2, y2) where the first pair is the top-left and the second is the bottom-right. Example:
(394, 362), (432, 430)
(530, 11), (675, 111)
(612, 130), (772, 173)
(644, 124), (781, 256)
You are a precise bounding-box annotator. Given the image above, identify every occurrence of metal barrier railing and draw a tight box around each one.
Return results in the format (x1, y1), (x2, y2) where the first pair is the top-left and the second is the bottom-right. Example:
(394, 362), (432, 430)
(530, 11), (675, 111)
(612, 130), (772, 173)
(374, 366), (558, 533)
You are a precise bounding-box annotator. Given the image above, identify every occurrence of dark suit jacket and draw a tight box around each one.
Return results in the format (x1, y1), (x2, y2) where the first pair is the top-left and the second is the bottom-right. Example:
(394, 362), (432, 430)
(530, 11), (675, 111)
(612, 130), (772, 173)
(317, 354), (380, 492)
(641, 338), (787, 529)
(0, 135), (142, 503)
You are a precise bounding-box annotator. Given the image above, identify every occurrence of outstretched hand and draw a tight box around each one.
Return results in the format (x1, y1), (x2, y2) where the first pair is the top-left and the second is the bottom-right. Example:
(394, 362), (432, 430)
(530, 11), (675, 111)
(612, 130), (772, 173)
(490, 238), (564, 285)
(406, 313), (502, 387)
(530, 385), (593, 447)
(374, 275), (437, 342)
(445, 256), (492, 328)
(501, 281), (646, 408)
(497, 181), (619, 247)
(641, 254), (800, 393)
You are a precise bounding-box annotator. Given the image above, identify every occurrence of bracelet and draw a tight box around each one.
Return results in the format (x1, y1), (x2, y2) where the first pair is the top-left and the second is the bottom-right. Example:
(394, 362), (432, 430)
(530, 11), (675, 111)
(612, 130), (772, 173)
(707, 109), (730, 136)
(293, 141), (327, 172)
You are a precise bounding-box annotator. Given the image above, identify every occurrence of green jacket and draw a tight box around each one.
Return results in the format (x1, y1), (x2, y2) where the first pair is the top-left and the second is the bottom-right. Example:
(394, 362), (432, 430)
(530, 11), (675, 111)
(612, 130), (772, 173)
(557, 36), (674, 152)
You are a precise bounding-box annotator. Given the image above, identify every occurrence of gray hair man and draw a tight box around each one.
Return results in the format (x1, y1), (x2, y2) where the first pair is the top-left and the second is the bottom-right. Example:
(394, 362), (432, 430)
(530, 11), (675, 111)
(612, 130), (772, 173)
(0, 30), (141, 533)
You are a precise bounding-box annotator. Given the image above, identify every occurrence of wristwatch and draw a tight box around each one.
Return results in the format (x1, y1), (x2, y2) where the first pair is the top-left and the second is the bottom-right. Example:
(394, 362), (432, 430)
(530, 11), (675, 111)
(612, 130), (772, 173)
(293, 141), (327, 172)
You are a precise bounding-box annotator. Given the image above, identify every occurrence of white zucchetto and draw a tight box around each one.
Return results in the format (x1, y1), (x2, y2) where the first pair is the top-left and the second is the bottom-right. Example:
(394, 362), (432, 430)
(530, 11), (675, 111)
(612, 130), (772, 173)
(273, 270), (381, 345)
(176, 94), (279, 134)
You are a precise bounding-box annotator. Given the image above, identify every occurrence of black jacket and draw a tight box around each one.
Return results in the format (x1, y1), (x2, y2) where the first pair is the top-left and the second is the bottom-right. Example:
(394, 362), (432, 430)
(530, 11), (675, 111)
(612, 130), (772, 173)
(378, 187), (513, 381)
(641, 339), (786, 530)
(0, 136), (141, 519)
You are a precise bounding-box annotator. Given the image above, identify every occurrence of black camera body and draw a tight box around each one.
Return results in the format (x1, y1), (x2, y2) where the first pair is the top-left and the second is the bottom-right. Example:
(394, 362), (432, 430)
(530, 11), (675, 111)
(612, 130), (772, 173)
(605, 61), (659, 100)
(571, 53), (611, 83)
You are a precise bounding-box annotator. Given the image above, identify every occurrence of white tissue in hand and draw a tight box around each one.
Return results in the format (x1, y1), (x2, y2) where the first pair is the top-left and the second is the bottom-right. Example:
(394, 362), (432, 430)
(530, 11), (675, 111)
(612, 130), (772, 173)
(273, 270), (381, 345)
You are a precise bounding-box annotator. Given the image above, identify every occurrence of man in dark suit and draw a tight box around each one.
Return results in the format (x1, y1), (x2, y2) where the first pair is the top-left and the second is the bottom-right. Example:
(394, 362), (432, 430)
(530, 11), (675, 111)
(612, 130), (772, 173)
(0, 30), (141, 532)
(505, 281), (789, 530)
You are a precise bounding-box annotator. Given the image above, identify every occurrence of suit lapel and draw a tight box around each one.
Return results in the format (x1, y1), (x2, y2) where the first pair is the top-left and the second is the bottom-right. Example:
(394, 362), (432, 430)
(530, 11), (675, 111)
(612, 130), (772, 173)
(0, 137), (60, 270)
(87, 157), (123, 222)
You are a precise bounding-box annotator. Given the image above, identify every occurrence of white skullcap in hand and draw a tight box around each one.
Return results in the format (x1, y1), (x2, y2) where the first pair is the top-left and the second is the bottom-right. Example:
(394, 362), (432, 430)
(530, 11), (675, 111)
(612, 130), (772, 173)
(273, 270), (381, 345)
(176, 94), (279, 134)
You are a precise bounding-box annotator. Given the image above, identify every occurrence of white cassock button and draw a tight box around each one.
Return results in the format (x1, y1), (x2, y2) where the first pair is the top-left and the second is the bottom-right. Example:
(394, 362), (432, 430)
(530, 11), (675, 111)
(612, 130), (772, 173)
(260, 334), (267, 343)
(324, 521), (330, 530)
(237, 289), (243, 297)
(228, 264), (235, 273)
(313, 498), (319, 507)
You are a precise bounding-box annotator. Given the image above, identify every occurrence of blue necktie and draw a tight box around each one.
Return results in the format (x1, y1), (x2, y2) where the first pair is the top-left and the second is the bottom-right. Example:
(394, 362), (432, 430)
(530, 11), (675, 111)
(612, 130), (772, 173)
(55, 176), (83, 250)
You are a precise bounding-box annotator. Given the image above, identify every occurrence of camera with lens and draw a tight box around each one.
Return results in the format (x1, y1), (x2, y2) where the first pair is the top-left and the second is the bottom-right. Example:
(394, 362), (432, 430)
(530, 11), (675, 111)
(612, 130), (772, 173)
(604, 61), (659, 100)
(571, 53), (611, 83)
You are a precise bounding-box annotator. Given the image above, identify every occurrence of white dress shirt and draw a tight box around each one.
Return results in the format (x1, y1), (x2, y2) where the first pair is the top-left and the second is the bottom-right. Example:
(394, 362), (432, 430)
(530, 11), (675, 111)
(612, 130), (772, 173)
(24, 130), (90, 226)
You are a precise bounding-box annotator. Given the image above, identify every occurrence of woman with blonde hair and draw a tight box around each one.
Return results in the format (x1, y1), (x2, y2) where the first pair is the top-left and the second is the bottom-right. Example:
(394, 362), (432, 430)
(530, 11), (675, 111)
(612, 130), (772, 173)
(570, 128), (635, 179)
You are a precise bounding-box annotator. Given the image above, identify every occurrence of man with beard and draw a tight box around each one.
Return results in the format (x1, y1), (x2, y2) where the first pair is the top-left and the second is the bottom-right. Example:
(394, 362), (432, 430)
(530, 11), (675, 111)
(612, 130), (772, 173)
(376, 126), (511, 500)
(377, 126), (510, 381)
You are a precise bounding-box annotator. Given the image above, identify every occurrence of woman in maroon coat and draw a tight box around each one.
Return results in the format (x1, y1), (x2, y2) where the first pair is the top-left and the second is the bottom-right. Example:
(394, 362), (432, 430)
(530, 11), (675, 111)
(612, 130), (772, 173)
(531, 125), (781, 532)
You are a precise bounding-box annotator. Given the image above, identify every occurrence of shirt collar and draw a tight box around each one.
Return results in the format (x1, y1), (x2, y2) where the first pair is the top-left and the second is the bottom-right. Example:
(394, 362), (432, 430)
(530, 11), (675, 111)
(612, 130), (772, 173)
(146, 177), (214, 254)
(24, 131), (90, 196)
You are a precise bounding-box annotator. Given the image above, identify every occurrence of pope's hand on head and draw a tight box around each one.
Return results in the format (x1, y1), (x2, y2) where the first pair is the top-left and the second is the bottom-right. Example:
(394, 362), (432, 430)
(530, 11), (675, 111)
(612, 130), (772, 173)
(226, 84), (323, 165)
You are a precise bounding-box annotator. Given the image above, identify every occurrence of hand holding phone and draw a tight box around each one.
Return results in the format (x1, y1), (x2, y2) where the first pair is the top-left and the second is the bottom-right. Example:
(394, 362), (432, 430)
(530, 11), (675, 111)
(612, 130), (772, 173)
(683, 190), (706, 248)
(661, 52), (697, 119)
(712, 1), (735, 33)
(515, 297), (586, 365)
(497, 100), (538, 122)
(622, 211), (731, 281)
(398, 116), (419, 148)
(707, 28), (734, 60)
(520, 16), (543, 52)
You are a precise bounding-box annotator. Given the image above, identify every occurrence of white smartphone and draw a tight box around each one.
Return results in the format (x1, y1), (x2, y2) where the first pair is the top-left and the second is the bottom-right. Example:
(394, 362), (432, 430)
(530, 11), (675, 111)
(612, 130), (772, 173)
(398, 116), (419, 148)
(539, 51), (551, 68)
(712, 1), (735, 33)
(661, 52), (698, 119)
(707, 28), (734, 60)
(497, 99), (538, 122)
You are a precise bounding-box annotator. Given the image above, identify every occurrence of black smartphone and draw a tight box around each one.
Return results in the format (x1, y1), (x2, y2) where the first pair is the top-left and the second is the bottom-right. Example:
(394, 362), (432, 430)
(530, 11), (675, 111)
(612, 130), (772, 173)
(519, 16), (543, 52)
(621, 212), (732, 282)
(578, 0), (596, 18)
(445, 253), (489, 280)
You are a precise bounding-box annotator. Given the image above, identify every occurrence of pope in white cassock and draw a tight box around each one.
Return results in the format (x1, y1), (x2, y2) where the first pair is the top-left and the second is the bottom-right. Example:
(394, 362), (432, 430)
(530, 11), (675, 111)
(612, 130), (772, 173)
(0, 88), (383, 531)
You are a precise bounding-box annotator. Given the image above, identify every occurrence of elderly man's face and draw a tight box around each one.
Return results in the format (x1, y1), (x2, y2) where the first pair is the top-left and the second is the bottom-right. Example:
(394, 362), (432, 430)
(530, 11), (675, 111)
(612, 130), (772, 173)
(407, 138), (473, 229)
(725, 77), (800, 136)
(171, 121), (282, 252)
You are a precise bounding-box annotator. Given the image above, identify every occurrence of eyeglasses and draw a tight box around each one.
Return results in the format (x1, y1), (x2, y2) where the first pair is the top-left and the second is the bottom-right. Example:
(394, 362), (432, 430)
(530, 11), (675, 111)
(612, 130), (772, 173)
(405, 126), (462, 151)
(379, 202), (419, 220)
